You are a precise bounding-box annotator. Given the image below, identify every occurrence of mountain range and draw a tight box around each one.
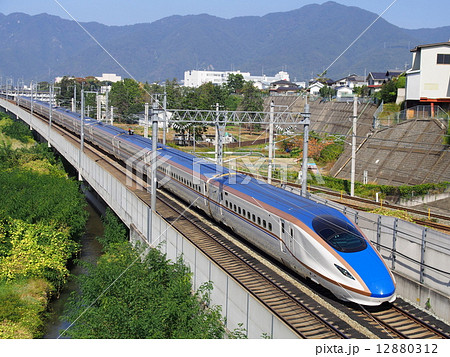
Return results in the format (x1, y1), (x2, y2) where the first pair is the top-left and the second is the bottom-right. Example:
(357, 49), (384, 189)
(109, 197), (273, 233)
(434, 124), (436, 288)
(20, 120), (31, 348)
(1, 1), (449, 84)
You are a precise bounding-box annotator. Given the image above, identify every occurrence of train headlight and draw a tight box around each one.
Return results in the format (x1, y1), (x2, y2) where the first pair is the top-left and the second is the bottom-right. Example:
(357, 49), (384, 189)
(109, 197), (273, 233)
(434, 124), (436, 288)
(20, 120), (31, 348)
(334, 264), (355, 280)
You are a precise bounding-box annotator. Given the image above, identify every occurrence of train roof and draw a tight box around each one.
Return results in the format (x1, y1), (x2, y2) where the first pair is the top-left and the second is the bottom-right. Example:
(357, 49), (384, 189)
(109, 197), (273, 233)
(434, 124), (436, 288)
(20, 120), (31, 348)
(223, 174), (338, 224)
(117, 132), (340, 226)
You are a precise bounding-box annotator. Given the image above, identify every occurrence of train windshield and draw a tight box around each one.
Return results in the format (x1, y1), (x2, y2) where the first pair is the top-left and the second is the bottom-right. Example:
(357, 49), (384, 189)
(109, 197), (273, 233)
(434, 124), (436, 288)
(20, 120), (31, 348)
(312, 215), (367, 253)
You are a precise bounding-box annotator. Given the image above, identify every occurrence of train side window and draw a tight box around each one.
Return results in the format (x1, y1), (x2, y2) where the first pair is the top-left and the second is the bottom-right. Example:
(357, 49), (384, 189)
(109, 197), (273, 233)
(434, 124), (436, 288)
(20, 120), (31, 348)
(242, 209), (246, 217)
(268, 223), (272, 231)
(281, 222), (285, 233)
(247, 211), (251, 219)
(238, 207), (241, 215)
(290, 228), (293, 237)
(225, 192), (228, 196)
(233, 204), (236, 212)
(252, 214), (255, 222)
(257, 217), (261, 225)
(263, 220), (267, 228)
(225, 200), (228, 207)
(221, 193), (223, 201)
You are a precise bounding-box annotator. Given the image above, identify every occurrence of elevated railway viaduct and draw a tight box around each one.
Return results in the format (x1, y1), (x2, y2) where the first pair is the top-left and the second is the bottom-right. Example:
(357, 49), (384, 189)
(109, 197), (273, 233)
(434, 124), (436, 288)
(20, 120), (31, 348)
(1, 96), (449, 334)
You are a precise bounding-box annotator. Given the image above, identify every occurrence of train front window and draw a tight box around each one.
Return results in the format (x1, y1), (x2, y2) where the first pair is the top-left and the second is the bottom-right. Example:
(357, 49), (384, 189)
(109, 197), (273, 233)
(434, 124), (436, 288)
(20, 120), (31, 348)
(312, 215), (367, 253)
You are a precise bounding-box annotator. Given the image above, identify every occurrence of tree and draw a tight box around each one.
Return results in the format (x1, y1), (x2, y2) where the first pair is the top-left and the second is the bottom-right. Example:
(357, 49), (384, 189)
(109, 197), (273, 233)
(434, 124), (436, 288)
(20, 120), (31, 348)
(62, 242), (226, 338)
(109, 78), (145, 122)
(376, 80), (398, 103)
(225, 73), (245, 94)
(240, 81), (263, 112)
(164, 78), (184, 109)
(354, 85), (370, 98)
(319, 85), (335, 98)
(38, 81), (50, 92)
(56, 77), (79, 107)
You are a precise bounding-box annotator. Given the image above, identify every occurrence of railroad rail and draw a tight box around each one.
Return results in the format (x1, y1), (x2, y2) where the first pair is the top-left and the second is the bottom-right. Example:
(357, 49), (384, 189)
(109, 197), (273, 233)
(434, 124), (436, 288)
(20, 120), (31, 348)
(356, 302), (450, 339)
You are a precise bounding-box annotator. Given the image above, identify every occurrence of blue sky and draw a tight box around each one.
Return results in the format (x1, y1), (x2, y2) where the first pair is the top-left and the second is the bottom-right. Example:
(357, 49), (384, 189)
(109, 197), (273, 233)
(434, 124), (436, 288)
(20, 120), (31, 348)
(0, 0), (449, 29)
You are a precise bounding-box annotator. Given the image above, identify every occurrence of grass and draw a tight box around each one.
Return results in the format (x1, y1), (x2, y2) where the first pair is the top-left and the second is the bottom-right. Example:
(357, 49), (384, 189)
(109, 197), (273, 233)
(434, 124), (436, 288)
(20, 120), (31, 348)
(0, 278), (52, 339)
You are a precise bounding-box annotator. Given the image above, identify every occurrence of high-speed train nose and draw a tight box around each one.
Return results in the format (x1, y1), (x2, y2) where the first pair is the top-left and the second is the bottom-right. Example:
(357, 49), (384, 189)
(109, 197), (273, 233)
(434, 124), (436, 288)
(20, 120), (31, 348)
(368, 276), (396, 298)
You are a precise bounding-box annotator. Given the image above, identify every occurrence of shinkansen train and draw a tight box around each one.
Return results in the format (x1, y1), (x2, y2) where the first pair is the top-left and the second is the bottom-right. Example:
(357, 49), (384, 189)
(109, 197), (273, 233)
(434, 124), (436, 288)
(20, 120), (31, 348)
(17, 95), (396, 306)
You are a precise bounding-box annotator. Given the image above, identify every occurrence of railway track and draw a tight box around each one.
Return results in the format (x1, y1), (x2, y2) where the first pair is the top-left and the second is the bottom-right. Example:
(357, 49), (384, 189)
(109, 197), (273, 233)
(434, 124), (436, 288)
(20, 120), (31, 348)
(355, 302), (450, 339)
(14, 103), (450, 339)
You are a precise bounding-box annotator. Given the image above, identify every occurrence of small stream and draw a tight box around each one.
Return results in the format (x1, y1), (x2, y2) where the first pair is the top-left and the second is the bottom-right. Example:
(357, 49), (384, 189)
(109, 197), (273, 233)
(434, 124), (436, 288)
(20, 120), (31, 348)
(43, 203), (104, 339)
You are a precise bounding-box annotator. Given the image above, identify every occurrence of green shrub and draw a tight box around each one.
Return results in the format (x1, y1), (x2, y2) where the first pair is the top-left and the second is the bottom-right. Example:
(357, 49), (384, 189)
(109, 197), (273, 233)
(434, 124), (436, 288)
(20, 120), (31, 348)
(0, 117), (33, 143)
(317, 142), (344, 163)
(97, 208), (128, 248)
(62, 243), (225, 339)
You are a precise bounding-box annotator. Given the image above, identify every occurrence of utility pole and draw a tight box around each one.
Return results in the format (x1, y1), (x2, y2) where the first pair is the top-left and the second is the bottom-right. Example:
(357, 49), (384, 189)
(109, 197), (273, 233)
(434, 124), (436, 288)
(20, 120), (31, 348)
(48, 84), (53, 148)
(144, 102), (149, 138)
(105, 89), (109, 123)
(110, 106), (114, 125)
(350, 96), (357, 197)
(268, 101), (274, 184)
(73, 85), (77, 113)
(215, 103), (224, 166)
(30, 81), (34, 130)
(150, 102), (159, 214)
(96, 93), (101, 121)
(79, 87), (85, 181)
(301, 102), (311, 197)
(162, 88), (167, 145)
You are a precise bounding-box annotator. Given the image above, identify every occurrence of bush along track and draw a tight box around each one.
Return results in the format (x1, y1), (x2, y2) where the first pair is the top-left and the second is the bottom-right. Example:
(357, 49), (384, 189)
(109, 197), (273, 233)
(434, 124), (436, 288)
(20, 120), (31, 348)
(0, 114), (87, 338)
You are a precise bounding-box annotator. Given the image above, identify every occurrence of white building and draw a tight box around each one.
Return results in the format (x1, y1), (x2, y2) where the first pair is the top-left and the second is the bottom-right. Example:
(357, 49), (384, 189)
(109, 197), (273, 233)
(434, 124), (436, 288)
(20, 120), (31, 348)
(335, 86), (354, 99)
(183, 69), (290, 89)
(95, 73), (122, 83)
(405, 41), (450, 107)
(308, 81), (324, 96)
(54, 73), (122, 83)
(183, 70), (249, 87)
(333, 74), (367, 89)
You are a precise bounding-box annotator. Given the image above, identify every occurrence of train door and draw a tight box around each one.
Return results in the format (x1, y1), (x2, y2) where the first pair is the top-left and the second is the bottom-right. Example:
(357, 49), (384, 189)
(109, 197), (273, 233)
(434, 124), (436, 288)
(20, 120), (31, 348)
(207, 183), (221, 219)
(280, 219), (294, 255)
(288, 226), (294, 254)
(280, 219), (287, 253)
(113, 138), (121, 157)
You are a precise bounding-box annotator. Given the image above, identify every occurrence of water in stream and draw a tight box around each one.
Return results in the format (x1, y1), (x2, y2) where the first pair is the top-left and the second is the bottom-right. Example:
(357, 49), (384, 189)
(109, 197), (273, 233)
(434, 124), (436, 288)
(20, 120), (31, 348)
(43, 203), (104, 338)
